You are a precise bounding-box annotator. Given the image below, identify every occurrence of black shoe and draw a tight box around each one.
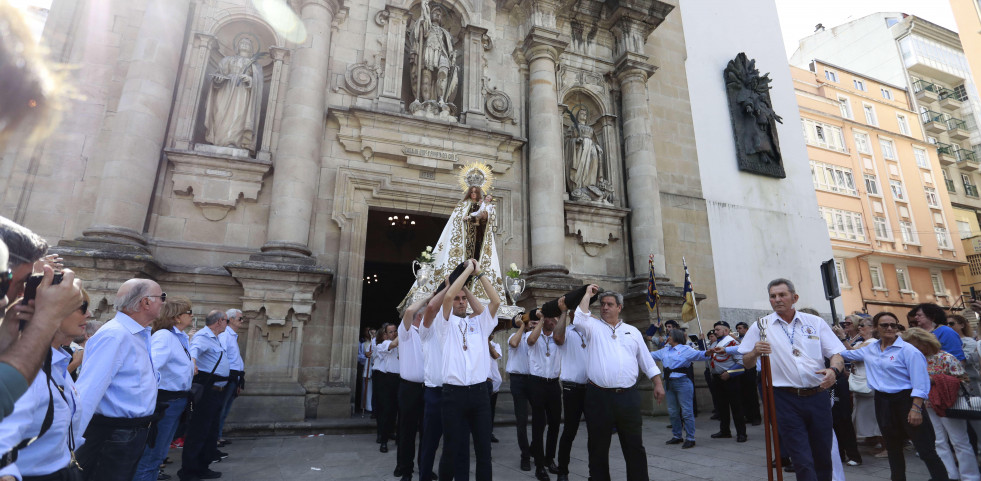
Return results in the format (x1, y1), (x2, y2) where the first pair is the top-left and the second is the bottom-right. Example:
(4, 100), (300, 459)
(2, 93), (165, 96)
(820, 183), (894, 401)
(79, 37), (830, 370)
(400, 477), (411, 481)
(710, 432), (732, 439)
(394, 467), (406, 477)
(380, 442), (388, 453)
(666, 437), (684, 445)
(751, 419), (762, 426)
(199, 470), (222, 480)
(164, 457), (172, 465)
(158, 473), (172, 480)
(557, 475), (569, 481)
(431, 474), (438, 481)
(665, 424), (673, 429)
(682, 440), (696, 449)
(547, 462), (559, 474)
(784, 464), (795, 473)
(737, 435), (747, 443)
(520, 457), (531, 471)
(535, 466), (550, 481)
(215, 450), (228, 460)
(710, 414), (720, 420)
(490, 433), (499, 443)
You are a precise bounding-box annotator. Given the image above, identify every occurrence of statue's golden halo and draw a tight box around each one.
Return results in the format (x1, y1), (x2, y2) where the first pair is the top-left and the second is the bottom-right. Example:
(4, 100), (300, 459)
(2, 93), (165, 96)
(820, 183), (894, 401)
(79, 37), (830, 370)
(457, 162), (494, 194)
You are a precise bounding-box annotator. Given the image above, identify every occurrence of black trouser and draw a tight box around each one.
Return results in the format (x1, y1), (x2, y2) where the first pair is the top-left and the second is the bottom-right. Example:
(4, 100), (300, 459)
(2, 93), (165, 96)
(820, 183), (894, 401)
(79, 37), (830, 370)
(375, 371), (400, 444)
(712, 373), (746, 436)
(830, 379), (861, 463)
(355, 362), (365, 412)
(529, 376), (561, 468)
(442, 383), (492, 481)
(488, 380), (498, 430)
(22, 464), (82, 481)
(418, 387), (464, 481)
(76, 415), (152, 481)
(509, 373), (531, 460)
(396, 379), (425, 475)
(705, 367), (720, 414)
(557, 382), (586, 475)
(740, 367), (761, 423)
(874, 390), (949, 481)
(181, 386), (225, 478)
(584, 384), (648, 481)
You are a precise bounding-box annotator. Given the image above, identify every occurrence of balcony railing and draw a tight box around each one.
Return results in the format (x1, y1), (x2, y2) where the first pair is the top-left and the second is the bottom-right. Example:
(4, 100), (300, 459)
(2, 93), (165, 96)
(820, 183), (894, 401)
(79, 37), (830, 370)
(921, 109), (946, 123)
(937, 142), (956, 156)
(966, 184), (980, 198)
(956, 148), (977, 162)
(946, 179), (957, 192)
(947, 117), (968, 131)
(913, 79), (941, 95)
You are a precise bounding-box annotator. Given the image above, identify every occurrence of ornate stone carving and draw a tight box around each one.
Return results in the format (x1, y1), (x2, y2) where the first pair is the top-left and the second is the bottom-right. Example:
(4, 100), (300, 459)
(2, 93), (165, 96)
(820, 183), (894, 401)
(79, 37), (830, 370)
(724, 52), (785, 178)
(342, 61), (379, 95)
(564, 201), (629, 257)
(406, 0), (461, 120)
(563, 106), (613, 203)
(374, 9), (390, 26)
(482, 76), (514, 122)
(481, 33), (493, 51)
(166, 149), (272, 221)
(203, 38), (266, 151)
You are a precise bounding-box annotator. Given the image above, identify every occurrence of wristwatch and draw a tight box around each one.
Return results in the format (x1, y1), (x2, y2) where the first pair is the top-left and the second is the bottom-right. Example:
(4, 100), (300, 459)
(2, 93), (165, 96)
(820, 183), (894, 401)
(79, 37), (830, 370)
(831, 367), (842, 379)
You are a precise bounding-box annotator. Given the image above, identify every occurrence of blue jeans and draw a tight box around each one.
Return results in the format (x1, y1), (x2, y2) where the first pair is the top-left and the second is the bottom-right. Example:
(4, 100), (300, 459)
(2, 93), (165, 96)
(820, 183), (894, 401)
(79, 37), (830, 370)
(132, 397), (187, 481)
(665, 376), (695, 441)
(217, 378), (238, 439)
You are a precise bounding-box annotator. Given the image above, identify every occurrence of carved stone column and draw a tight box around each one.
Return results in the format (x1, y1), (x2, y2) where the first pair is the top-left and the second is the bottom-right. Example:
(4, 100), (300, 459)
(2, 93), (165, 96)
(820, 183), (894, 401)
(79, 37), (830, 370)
(258, 46), (291, 160)
(521, 27), (568, 270)
(258, 0), (341, 263)
(79, 0), (193, 249)
(171, 33), (217, 151)
(462, 25), (489, 126)
(377, 6), (409, 112)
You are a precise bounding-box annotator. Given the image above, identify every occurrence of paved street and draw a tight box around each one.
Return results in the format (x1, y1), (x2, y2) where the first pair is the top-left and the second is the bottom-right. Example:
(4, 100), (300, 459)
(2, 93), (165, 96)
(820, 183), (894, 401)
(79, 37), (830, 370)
(162, 413), (927, 480)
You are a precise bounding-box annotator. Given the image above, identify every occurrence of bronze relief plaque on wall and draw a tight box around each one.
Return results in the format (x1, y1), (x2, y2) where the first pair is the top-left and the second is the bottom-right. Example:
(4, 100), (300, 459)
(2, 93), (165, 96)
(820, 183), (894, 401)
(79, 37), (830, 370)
(724, 52), (785, 179)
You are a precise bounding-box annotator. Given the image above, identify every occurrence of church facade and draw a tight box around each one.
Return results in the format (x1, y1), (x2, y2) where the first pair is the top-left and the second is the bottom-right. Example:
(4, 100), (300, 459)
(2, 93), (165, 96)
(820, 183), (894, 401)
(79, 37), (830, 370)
(0, 0), (833, 425)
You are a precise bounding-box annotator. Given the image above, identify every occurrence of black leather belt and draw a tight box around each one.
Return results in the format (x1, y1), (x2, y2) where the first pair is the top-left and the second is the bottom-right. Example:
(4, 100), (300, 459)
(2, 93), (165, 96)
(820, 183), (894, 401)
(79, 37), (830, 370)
(587, 381), (633, 393)
(532, 375), (559, 383)
(775, 386), (825, 397)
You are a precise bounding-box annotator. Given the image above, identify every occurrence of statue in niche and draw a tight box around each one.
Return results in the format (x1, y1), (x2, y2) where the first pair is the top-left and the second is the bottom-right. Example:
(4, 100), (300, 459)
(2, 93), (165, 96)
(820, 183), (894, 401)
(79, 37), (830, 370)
(724, 52), (785, 178)
(406, 0), (459, 120)
(204, 38), (266, 151)
(564, 106), (614, 203)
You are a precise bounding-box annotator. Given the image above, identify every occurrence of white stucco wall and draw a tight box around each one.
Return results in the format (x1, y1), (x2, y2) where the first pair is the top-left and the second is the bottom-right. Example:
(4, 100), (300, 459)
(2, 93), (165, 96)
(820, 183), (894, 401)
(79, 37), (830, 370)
(681, 0), (842, 323)
(789, 13), (908, 86)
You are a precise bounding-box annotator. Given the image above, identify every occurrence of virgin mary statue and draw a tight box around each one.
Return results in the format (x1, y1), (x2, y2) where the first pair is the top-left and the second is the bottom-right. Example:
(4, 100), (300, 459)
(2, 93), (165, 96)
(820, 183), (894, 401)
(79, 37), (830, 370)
(399, 163), (509, 315)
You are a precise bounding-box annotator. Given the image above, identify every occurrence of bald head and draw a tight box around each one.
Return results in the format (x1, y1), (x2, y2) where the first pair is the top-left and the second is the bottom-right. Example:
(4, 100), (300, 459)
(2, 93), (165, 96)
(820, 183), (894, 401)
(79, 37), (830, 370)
(114, 278), (165, 327)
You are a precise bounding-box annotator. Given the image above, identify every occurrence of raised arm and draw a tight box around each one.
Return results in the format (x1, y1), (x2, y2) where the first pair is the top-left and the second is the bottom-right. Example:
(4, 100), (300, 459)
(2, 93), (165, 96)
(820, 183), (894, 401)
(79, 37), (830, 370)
(527, 312), (544, 346)
(578, 284), (600, 317)
(473, 261), (501, 318)
(441, 262), (476, 321)
(403, 295), (429, 330)
(423, 281), (449, 328)
(462, 286), (483, 316)
(552, 311), (568, 346)
(509, 321), (527, 348)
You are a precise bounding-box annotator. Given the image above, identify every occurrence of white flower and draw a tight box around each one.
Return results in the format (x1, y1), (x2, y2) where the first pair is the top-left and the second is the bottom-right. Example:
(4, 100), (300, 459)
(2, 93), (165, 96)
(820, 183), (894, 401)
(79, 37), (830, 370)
(426, 246), (433, 252)
(510, 263), (518, 271)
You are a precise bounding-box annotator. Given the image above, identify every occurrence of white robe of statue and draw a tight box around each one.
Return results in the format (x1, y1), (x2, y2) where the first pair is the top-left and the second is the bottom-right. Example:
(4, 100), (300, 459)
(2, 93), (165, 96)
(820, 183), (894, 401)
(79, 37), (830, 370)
(565, 108), (603, 193)
(204, 38), (263, 150)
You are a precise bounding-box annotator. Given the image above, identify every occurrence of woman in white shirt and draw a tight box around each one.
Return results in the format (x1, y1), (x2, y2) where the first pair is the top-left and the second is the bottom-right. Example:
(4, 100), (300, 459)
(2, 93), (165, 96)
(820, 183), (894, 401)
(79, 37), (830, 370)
(373, 323), (399, 453)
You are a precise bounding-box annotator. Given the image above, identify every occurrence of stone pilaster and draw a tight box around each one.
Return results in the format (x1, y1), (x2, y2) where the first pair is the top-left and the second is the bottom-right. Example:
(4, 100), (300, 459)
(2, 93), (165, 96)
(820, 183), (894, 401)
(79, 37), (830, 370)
(258, 46), (291, 161)
(79, 0), (193, 249)
(462, 25), (489, 126)
(171, 33), (218, 151)
(258, 0), (341, 264)
(377, 6), (409, 112)
(520, 27), (568, 270)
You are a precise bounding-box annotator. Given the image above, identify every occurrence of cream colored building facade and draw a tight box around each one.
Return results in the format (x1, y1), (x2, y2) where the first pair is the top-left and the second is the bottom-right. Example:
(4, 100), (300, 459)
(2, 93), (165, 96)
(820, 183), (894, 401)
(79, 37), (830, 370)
(793, 61), (966, 317)
(0, 0), (835, 424)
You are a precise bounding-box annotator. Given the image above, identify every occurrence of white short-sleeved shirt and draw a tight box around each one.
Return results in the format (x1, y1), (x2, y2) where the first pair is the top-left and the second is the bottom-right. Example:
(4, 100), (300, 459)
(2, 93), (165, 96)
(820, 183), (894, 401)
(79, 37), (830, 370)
(419, 324), (444, 388)
(737, 311), (846, 388)
(398, 323), (425, 383)
(373, 340), (399, 374)
(506, 331), (531, 375)
(572, 308), (661, 388)
(559, 325), (588, 384)
(435, 306), (497, 386)
(529, 331), (561, 379)
(489, 341), (503, 393)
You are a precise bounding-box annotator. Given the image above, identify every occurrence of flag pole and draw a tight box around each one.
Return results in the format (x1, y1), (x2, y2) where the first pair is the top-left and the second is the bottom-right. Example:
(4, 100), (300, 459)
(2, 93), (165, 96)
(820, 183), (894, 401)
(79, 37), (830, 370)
(650, 254), (663, 325)
(683, 256), (704, 336)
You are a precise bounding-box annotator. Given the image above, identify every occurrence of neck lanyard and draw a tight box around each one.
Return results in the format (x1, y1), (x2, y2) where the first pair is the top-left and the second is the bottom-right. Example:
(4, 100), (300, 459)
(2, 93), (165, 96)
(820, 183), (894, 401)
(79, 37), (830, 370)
(778, 319), (800, 356)
(544, 334), (551, 357)
(458, 319), (469, 351)
(605, 320), (623, 339)
(575, 330), (586, 348)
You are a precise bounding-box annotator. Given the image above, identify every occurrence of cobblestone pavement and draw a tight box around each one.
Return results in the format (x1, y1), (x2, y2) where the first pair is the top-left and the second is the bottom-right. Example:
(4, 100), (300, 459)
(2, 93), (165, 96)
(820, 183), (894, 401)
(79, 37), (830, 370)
(163, 413), (930, 480)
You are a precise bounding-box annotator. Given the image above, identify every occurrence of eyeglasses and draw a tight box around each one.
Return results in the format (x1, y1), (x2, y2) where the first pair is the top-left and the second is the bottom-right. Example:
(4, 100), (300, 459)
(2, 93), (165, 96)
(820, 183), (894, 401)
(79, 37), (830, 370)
(840, 322), (852, 326)
(0, 269), (12, 299)
(79, 301), (88, 314)
(878, 323), (899, 330)
(184, 310), (193, 315)
(145, 293), (167, 302)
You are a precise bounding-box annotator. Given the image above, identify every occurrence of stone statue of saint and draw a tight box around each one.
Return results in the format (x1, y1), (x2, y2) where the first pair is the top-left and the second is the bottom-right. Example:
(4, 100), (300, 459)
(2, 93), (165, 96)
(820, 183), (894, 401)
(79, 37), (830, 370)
(204, 38), (264, 150)
(564, 107), (606, 201)
(407, 0), (459, 117)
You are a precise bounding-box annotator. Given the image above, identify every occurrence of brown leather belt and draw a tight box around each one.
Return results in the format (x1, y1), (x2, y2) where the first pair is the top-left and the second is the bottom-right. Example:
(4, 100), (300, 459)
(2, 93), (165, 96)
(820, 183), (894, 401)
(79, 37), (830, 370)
(775, 386), (825, 397)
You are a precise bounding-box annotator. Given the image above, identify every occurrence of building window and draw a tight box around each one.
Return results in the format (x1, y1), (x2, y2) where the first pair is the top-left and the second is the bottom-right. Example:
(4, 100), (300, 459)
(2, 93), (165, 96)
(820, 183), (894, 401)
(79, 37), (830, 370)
(944, 170), (955, 192)
(854, 132), (872, 154)
(936, 227), (953, 249)
(870, 265), (885, 289)
(834, 258), (849, 287)
(969, 254), (981, 276)
(864, 174), (880, 196)
(879, 138), (896, 159)
(838, 97), (852, 119)
(886, 17), (900, 27)
(825, 70), (839, 82)
(864, 104), (878, 125)
(881, 88), (892, 100)
(873, 216), (890, 239)
(924, 187), (940, 208)
(954, 84), (969, 102)
(931, 273), (946, 296)
(900, 220), (918, 244)
(854, 79), (867, 91)
(896, 267), (911, 292)
(958, 220), (972, 239)
(811, 161), (857, 195)
(964, 174), (979, 198)
(802, 118), (847, 152)
(897, 114), (910, 136)
(913, 148), (929, 169)
(819, 207), (867, 242)
(889, 180), (906, 201)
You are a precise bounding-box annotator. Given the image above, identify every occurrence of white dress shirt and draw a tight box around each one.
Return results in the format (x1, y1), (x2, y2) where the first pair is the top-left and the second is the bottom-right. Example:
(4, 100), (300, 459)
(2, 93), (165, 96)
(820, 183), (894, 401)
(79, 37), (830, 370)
(218, 326), (244, 371)
(190, 326), (230, 387)
(529, 331), (561, 379)
(506, 332), (531, 375)
(151, 327), (193, 392)
(435, 307), (496, 386)
(398, 323), (425, 383)
(572, 308), (661, 389)
(489, 341), (503, 393)
(737, 311), (845, 388)
(0, 348), (84, 480)
(559, 325), (588, 384)
(420, 324), (444, 388)
(373, 340), (398, 373)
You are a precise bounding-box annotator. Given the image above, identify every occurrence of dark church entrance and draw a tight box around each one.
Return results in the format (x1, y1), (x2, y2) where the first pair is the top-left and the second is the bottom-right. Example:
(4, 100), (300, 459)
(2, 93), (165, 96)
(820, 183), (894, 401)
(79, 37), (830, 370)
(359, 209), (446, 334)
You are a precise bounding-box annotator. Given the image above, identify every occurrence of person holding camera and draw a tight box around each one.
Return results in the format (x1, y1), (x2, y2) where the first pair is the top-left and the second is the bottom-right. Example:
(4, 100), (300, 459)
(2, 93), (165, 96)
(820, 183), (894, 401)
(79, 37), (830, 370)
(179, 310), (230, 481)
(0, 286), (90, 480)
(75, 278), (165, 481)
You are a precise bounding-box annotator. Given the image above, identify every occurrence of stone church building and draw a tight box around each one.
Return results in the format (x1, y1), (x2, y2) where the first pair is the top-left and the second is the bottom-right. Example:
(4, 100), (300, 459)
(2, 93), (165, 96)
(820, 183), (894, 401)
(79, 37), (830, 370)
(0, 0), (834, 425)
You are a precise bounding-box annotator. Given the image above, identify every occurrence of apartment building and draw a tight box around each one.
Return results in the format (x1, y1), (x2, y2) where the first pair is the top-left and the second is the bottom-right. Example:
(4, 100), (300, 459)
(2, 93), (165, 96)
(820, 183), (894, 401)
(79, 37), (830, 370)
(793, 61), (965, 315)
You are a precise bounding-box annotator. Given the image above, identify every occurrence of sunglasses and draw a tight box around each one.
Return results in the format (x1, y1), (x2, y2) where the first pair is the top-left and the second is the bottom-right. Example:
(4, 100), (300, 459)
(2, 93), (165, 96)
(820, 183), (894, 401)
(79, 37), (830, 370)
(0, 269), (11, 299)
(184, 310), (193, 315)
(145, 293), (167, 302)
(878, 323), (899, 330)
(840, 322), (852, 326)
(79, 301), (88, 314)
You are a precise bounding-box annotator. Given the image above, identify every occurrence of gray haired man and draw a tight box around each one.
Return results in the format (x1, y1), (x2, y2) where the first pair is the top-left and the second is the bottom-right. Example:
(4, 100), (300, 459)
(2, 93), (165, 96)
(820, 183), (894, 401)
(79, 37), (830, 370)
(180, 310), (230, 481)
(217, 308), (245, 446)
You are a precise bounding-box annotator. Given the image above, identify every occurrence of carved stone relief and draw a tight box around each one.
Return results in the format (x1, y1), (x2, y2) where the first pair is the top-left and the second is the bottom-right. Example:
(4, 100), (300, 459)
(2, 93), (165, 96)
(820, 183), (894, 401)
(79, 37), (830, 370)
(406, 0), (462, 120)
(342, 61), (381, 95)
(724, 52), (785, 178)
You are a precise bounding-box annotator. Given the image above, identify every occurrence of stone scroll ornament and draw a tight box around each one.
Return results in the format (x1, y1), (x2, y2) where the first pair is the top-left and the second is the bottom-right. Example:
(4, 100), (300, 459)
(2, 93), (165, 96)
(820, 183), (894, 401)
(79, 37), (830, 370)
(724, 52), (785, 178)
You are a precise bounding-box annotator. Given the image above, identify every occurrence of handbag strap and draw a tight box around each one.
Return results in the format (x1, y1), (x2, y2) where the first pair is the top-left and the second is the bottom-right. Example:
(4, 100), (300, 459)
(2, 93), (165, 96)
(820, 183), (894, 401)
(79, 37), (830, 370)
(167, 328), (191, 360)
(0, 350), (57, 468)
